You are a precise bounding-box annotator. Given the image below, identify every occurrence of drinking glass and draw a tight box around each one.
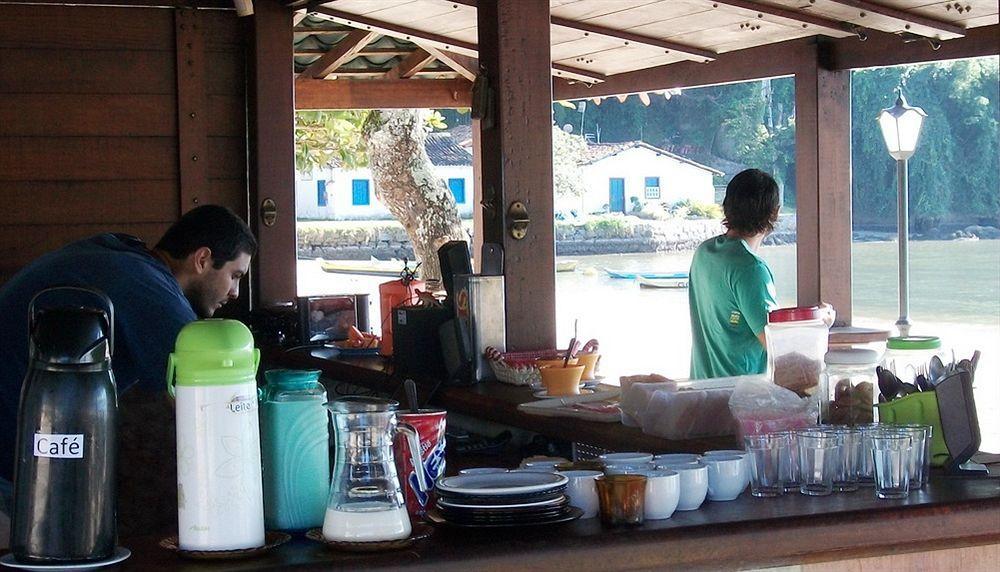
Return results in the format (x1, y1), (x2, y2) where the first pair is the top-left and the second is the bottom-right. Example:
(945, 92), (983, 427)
(744, 433), (786, 497)
(856, 424), (881, 487)
(822, 427), (861, 492)
(881, 425), (927, 489)
(898, 424), (932, 489)
(772, 430), (800, 493)
(595, 474), (646, 526)
(872, 433), (912, 499)
(796, 430), (838, 496)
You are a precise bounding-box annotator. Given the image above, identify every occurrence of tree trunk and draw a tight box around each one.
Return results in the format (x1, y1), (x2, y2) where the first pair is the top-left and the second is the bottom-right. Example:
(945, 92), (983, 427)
(363, 109), (465, 288)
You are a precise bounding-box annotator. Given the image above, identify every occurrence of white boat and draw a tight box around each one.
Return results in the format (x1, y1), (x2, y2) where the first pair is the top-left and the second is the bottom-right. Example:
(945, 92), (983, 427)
(637, 276), (689, 289)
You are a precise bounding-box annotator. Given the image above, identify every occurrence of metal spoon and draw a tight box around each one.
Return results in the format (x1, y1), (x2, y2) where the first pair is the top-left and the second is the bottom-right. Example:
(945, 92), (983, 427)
(877, 366), (903, 402)
(915, 374), (933, 392)
(896, 382), (919, 398)
(929, 355), (946, 384)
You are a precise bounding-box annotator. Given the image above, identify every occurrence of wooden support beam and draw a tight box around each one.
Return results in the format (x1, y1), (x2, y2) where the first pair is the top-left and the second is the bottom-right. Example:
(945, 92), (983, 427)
(249, 0), (296, 307)
(291, 11), (308, 27)
(299, 28), (376, 79)
(795, 43), (853, 323)
(550, 16), (716, 63)
(826, 0), (965, 38)
(175, 9), (207, 215)
(313, 6), (601, 84)
(826, 25), (996, 70)
(384, 48), (435, 80)
(708, 0), (857, 37)
(295, 78), (472, 109)
(478, 0), (556, 350)
(422, 45), (478, 82)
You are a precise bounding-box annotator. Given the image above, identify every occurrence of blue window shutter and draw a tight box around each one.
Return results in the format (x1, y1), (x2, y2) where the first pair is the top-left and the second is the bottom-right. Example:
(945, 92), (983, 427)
(448, 178), (466, 203)
(644, 176), (660, 199)
(317, 180), (327, 207)
(352, 179), (370, 206)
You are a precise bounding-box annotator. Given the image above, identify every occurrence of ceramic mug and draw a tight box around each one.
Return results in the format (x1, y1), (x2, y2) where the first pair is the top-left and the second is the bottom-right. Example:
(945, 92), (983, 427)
(657, 462), (708, 511)
(562, 470), (602, 519)
(653, 453), (701, 466)
(642, 470), (680, 520)
(703, 454), (747, 501)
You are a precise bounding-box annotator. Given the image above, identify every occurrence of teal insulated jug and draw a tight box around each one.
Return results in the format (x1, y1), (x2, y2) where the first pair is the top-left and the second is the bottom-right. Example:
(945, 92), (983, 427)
(259, 369), (329, 530)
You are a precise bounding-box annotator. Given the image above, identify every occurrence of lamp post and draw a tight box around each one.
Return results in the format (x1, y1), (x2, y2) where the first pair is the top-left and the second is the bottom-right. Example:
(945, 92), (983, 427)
(877, 87), (927, 337)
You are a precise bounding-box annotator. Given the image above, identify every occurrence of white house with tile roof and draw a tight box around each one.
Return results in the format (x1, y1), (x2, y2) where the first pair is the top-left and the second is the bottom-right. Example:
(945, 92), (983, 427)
(565, 141), (723, 217)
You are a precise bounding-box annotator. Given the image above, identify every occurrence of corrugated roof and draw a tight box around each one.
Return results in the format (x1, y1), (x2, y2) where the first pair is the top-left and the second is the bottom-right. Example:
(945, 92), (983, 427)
(580, 141), (723, 175)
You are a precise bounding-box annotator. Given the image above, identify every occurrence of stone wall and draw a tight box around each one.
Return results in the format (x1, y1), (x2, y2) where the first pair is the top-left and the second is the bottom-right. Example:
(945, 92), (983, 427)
(296, 216), (757, 259)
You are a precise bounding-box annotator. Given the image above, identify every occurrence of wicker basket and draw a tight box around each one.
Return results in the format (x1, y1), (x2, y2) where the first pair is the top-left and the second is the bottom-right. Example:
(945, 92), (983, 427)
(484, 347), (562, 386)
(485, 339), (599, 386)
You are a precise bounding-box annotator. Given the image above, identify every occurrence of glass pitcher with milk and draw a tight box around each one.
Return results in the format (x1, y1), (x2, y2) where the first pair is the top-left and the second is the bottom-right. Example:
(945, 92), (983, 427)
(323, 397), (428, 542)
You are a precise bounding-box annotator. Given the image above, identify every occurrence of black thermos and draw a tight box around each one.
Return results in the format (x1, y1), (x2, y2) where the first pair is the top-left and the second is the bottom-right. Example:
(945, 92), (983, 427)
(10, 287), (118, 563)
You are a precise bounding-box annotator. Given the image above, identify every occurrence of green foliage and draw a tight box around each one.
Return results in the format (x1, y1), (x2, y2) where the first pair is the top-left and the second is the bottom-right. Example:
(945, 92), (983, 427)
(582, 215), (630, 237)
(552, 127), (588, 198)
(678, 199), (724, 219)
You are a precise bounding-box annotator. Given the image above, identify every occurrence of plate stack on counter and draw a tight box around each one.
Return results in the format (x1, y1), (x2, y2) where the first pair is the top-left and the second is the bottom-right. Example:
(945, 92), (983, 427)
(432, 471), (581, 527)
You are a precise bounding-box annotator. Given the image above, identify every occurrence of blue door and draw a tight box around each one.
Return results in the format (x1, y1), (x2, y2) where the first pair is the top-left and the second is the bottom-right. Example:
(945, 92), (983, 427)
(609, 178), (625, 213)
(351, 179), (370, 205)
(448, 178), (466, 203)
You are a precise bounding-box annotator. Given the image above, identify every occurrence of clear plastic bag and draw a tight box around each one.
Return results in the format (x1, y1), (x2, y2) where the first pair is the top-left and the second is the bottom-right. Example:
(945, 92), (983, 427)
(619, 375), (741, 439)
(728, 375), (819, 439)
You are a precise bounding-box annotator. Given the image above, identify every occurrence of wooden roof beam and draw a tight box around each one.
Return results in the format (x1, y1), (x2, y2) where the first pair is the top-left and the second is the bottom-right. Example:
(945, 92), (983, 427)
(296, 78), (472, 109)
(384, 48), (435, 80)
(422, 45), (478, 82)
(312, 6), (603, 83)
(707, 0), (861, 37)
(299, 28), (377, 80)
(825, 0), (965, 38)
(550, 16), (716, 62)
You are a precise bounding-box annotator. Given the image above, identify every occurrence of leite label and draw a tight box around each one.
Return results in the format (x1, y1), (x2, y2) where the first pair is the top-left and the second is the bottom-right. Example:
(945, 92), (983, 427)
(34, 433), (84, 459)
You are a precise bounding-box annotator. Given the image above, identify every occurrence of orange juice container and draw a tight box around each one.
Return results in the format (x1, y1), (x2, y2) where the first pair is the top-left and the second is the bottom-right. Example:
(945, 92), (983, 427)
(378, 277), (424, 356)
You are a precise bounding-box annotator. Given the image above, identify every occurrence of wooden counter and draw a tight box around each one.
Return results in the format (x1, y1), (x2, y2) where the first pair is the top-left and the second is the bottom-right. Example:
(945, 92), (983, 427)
(112, 476), (1000, 571)
(268, 346), (737, 453)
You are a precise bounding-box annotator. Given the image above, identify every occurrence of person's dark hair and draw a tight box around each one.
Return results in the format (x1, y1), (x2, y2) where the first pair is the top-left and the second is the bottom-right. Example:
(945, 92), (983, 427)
(722, 169), (781, 236)
(155, 205), (257, 268)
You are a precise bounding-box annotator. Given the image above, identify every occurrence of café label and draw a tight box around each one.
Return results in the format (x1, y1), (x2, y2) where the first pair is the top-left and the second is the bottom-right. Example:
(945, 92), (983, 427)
(34, 433), (84, 459)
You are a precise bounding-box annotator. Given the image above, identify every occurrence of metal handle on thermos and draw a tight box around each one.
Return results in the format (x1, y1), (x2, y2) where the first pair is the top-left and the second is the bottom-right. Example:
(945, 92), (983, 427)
(396, 422), (429, 493)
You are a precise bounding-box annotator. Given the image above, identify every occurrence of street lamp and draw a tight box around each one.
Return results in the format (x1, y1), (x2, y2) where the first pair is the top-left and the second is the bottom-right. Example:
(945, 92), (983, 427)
(877, 87), (927, 336)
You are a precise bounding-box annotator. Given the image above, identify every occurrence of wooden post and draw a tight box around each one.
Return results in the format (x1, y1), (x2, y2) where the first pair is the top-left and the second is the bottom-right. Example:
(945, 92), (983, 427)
(477, 0), (556, 350)
(248, 0), (296, 307)
(795, 41), (853, 324)
(175, 8), (207, 214)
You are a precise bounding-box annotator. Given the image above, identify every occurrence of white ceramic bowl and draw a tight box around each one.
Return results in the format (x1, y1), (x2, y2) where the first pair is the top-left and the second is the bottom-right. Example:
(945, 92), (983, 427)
(599, 452), (654, 465)
(653, 453), (701, 465)
(703, 455), (747, 501)
(603, 462), (655, 475)
(664, 462), (709, 511)
(561, 470), (602, 519)
(642, 469), (680, 520)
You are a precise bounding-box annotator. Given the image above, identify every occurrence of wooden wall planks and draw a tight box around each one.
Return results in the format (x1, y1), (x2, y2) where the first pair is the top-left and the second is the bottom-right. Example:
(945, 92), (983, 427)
(0, 3), (249, 285)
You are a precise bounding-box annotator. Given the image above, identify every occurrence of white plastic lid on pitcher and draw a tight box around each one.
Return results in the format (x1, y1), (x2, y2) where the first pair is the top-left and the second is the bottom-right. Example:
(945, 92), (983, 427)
(825, 348), (880, 365)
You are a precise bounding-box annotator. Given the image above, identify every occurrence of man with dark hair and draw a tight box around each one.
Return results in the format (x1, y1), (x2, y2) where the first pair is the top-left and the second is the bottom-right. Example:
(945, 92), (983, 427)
(0, 205), (256, 527)
(688, 169), (781, 379)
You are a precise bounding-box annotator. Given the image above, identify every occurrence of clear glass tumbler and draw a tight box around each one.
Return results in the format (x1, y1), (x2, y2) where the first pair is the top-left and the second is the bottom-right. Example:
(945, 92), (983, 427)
(773, 430), (800, 492)
(872, 432), (912, 499)
(744, 433), (787, 497)
(897, 424), (932, 489)
(856, 424), (881, 487)
(822, 427), (861, 492)
(797, 430), (838, 496)
(881, 425), (927, 489)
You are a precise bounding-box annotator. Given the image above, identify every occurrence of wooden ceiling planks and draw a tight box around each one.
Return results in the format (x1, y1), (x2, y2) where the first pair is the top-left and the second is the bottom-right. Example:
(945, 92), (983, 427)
(764, 0), (966, 39)
(549, 0), (666, 22)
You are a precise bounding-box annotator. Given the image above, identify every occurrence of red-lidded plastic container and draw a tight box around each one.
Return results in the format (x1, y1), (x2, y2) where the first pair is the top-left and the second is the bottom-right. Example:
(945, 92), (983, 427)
(765, 305), (829, 401)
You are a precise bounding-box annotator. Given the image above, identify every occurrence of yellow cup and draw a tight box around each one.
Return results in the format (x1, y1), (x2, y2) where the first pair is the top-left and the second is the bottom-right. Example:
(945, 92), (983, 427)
(539, 364), (586, 396)
(576, 352), (601, 380)
(536, 357), (578, 369)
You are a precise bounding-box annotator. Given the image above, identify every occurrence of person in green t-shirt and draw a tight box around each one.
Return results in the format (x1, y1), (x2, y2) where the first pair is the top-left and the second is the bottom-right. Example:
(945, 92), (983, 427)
(689, 169), (781, 379)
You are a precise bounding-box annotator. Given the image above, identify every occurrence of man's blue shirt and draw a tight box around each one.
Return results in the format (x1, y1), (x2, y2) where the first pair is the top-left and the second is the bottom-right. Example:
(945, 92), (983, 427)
(0, 234), (196, 481)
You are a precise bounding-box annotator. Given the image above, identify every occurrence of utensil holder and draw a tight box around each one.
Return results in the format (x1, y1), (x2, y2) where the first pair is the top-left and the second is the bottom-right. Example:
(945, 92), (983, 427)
(876, 392), (948, 467)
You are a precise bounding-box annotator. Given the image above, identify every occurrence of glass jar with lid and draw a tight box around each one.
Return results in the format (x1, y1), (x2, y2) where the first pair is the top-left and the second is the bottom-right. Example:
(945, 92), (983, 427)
(765, 306), (830, 399)
(824, 348), (880, 425)
(882, 336), (946, 386)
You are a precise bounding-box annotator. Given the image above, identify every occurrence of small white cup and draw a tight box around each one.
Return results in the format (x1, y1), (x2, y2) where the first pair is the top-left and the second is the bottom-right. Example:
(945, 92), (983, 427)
(704, 450), (749, 484)
(703, 455), (747, 501)
(458, 467), (508, 476)
(519, 457), (568, 472)
(653, 453), (701, 465)
(604, 461), (655, 475)
(599, 452), (654, 465)
(642, 469), (680, 520)
(561, 470), (602, 519)
(660, 462), (709, 511)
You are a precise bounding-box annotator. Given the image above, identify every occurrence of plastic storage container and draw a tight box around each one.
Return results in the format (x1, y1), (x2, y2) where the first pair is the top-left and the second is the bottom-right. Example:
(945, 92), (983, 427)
(259, 369), (329, 530)
(824, 348), (879, 426)
(765, 306), (829, 399)
(882, 336), (945, 386)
